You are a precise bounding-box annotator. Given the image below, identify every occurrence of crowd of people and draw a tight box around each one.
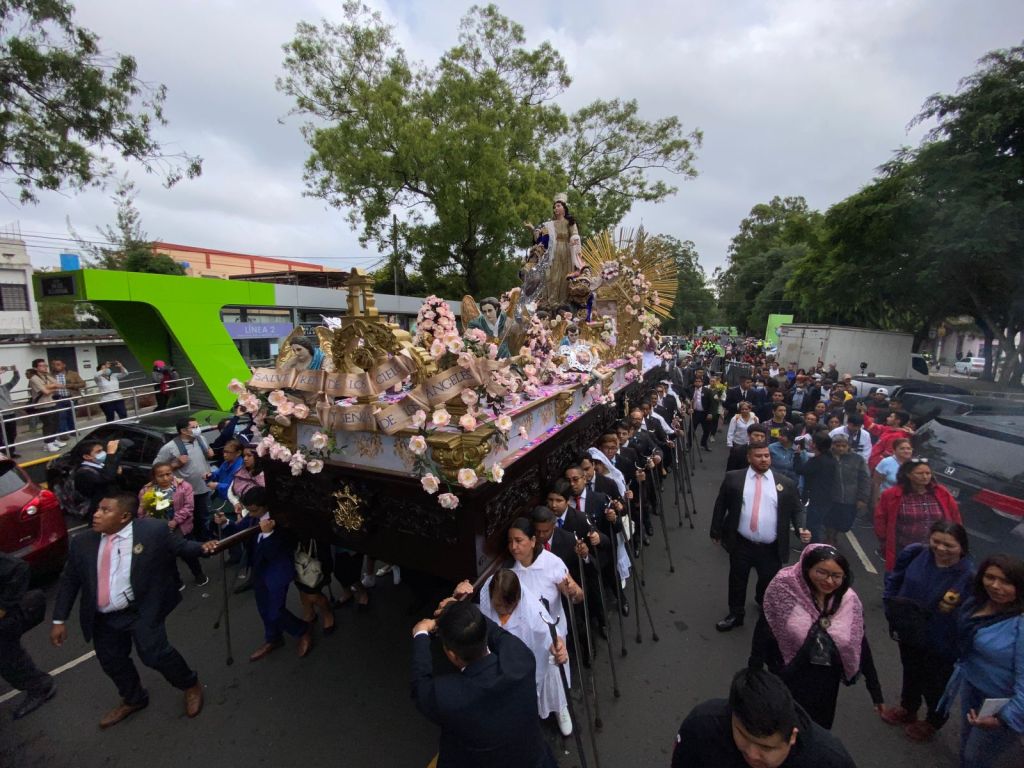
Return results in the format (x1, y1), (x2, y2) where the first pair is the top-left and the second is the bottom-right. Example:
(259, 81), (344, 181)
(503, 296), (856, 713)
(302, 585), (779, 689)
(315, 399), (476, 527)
(0, 339), (1022, 768)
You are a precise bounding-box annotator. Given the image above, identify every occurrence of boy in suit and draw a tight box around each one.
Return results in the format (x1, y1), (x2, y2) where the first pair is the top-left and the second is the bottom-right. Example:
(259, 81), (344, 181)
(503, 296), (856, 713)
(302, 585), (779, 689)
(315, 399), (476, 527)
(412, 600), (557, 768)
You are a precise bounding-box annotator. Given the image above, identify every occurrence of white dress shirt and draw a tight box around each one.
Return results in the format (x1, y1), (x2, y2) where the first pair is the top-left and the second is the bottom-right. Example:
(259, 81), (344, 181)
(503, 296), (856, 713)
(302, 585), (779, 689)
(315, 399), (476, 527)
(98, 523), (135, 613)
(257, 511), (273, 542)
(738, 468), (779, 545)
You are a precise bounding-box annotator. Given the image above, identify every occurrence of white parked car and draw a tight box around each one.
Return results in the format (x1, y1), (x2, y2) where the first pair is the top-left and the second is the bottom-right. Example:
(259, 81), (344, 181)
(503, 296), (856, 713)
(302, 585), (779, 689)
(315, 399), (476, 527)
(954, 357), (986, 376)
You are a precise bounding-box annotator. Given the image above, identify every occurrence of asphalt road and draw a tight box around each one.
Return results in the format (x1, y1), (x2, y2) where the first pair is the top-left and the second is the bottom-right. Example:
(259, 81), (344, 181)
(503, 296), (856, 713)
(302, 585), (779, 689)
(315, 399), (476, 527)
(0, 437), (962, 768)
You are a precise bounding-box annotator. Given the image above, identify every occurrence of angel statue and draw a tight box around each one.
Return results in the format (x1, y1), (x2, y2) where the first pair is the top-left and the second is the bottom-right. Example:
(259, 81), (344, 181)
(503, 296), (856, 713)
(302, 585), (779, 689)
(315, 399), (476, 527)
(523, 192), (583, 310)
(466, 296), (511, 358)
(277, 331), (324, 372)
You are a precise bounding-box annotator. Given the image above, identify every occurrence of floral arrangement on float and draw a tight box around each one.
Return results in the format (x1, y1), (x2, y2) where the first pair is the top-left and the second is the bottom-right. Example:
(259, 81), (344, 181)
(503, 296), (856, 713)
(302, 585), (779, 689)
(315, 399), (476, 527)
(225, 223), (679, 509)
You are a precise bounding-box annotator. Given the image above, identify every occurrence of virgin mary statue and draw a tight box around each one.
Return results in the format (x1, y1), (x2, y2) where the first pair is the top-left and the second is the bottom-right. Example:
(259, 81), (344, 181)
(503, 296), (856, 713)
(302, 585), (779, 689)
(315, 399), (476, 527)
(534, 192), (583, 309)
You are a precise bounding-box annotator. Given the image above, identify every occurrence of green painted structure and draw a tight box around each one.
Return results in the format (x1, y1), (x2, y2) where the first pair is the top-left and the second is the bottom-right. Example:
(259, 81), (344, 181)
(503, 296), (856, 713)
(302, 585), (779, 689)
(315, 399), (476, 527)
(764, 313), (794, 348)
(33, 270), (275, 410)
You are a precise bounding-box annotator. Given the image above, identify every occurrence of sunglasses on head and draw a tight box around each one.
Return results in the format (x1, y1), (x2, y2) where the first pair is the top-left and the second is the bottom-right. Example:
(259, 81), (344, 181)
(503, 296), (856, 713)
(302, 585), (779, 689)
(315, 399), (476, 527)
(908, 457), (929, 465)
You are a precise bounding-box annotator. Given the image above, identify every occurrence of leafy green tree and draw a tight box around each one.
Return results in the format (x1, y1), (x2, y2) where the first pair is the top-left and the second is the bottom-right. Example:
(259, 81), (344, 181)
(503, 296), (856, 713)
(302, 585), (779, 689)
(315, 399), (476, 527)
(69, 179), (185, 275)
(0, 0), (201, 203)
(279, 2), (700, 299)
(716, 196), (821, 333)
(655, 235), (716, 333)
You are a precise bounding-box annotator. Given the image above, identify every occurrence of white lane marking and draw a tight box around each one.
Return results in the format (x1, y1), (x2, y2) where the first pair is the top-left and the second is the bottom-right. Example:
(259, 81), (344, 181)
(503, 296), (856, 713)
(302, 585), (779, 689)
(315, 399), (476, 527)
(68, 523), (89, 533)
(0, 650), (96, 704)
(845, 530), (878, 575)
(965, 526), (997, 543)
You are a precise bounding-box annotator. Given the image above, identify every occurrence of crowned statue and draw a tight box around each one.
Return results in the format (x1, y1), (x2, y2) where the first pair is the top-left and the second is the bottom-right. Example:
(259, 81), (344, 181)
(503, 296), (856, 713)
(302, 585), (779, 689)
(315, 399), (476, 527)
(525, 192), (583, 311)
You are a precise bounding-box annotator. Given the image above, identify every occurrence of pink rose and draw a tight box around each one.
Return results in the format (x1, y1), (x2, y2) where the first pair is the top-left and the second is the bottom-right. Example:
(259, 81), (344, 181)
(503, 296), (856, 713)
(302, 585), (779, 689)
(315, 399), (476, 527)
(411, 410), (427, 429)
(292, 403), (309, 419)
(227, 378), (247, 395)
(460, 389), (479, 406)
(421, 474), (440, 495)
(459, 414), (478, 431)
(306, 459), (324, 474)
(431, 409), (451, 428)
(409, 435), (428, 455)
(267, 390), (288, 407)
(438, 493), (460, 510)
(456, 467), (478, 488)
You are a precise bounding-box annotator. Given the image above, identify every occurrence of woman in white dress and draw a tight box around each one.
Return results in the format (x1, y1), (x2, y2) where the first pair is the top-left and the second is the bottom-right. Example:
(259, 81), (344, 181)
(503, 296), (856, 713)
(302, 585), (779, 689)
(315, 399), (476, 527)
(475, 570), (570, 733)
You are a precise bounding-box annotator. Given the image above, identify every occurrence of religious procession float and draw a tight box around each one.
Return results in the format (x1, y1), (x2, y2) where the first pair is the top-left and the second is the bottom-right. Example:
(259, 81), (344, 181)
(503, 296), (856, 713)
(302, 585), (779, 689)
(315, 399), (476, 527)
(234, 195), (677, 580)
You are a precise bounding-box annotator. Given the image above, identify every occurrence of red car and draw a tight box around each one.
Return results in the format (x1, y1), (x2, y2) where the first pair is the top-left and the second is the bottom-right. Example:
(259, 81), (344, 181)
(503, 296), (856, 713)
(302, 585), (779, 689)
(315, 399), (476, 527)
(0, 458), (68, 575)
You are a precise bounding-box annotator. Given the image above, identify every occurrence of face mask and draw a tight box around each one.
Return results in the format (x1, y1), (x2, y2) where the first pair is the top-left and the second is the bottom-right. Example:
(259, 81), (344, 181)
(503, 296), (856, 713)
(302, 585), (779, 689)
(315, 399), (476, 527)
(93, 451), (107, 464)
(190, 427), (202, 438)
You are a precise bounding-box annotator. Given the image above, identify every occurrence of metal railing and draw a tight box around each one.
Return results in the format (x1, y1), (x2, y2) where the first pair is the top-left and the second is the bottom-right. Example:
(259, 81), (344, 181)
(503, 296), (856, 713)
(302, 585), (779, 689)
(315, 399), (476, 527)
(0, 377), (196, 458)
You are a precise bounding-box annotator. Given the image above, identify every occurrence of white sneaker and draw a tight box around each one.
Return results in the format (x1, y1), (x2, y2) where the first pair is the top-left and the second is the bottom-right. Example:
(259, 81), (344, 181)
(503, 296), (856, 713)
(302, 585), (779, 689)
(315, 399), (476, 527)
(360, 572), (376, 588)
(56, 438), (69, 446)
(709, 436), (715, 443)
(556, 705), (573, 736)
(44, 442), (61, 453)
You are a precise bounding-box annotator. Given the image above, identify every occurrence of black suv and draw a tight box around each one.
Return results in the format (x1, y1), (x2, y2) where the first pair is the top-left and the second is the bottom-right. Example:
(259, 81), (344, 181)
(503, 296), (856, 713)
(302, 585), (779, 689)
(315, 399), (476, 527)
(45, 413), (225, 498)
(912, 415), (1024, 560)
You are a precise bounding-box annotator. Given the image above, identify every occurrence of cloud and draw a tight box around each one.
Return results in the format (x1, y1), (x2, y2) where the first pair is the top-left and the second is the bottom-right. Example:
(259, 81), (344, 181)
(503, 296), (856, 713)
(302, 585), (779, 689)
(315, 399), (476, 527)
(5, 0), (1023, 280)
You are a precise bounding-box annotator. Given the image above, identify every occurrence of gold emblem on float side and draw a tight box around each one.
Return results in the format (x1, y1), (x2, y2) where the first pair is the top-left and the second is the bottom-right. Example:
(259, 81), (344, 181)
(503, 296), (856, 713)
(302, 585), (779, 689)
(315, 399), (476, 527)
(332, 484), (365, 532)
(427, 425), (496, 483)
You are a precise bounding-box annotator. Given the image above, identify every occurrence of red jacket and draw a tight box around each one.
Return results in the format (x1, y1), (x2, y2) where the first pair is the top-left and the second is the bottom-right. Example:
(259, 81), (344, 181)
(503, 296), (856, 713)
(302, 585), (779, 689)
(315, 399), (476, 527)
(874, 483), (961, 571)
(867, 426), (912, 471)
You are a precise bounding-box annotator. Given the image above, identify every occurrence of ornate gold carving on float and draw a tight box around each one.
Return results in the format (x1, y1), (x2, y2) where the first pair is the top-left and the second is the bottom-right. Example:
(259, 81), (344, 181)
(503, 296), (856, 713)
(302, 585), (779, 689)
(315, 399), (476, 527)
(427, 425), (496, 483)
(331, 485), (365, 532)
(554, 390), (575, 424)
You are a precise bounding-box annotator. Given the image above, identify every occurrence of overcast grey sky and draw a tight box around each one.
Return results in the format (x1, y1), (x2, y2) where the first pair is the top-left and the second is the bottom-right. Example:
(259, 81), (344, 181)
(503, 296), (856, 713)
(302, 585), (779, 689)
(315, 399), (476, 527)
(5, 0), (1023, 281)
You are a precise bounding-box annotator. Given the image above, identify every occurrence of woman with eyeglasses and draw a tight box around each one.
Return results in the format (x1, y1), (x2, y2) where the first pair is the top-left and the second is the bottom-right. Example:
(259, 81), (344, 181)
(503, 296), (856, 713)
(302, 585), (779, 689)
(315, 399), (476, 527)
(749, 543), (884, 729)
(939, 554), (1024, 768)
(881, 521), (974, 742)
(875, 458), (962, 572)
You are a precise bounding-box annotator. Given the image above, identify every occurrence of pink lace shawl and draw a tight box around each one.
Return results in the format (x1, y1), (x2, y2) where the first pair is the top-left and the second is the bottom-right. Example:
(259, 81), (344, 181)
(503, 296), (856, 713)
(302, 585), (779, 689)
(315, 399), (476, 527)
(762, 543), (864, 681)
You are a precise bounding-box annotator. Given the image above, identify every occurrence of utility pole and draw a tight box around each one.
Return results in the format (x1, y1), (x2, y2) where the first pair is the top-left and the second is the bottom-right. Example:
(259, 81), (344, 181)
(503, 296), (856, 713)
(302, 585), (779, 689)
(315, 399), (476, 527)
(392, 214), (399, 297)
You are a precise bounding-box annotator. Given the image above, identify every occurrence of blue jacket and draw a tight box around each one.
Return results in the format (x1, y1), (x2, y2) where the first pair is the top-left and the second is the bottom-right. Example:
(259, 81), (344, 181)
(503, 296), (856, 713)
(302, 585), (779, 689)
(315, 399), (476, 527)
(208, 456), (242, 500)
(883, 543), (974, 660)
(768, 442), (798, 485)
(942, 603), (1024, 734)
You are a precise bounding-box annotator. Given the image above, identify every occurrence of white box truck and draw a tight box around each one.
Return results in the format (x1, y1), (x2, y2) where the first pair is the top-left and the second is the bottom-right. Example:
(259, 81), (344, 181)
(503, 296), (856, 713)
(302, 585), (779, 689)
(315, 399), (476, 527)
(776, 324), (929, 381)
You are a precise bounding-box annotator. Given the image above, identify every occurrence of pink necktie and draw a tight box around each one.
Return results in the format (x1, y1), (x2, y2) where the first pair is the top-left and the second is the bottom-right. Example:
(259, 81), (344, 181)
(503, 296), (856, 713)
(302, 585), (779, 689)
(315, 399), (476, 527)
(98, 534), (116, 609)
(750, 474), (762, 534)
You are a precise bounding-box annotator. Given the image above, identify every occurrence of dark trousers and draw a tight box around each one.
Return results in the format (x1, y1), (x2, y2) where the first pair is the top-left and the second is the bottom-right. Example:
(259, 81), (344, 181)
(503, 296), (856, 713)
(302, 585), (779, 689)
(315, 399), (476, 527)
(898, 642), (953, 728)
(727, 536), (782, 615)
(253, 577), (308, 643)
(192, 492), (212, 542)
(2, 414), (17, 454)
(54, 398), (75, 435)
(0, 636), (51, 695)
(696, 411), (712, 447)
(100, 399), (127, 422)
(154, 391), (169, 411)
(93, 609), (197, 706)
(37, 406), (60, 442)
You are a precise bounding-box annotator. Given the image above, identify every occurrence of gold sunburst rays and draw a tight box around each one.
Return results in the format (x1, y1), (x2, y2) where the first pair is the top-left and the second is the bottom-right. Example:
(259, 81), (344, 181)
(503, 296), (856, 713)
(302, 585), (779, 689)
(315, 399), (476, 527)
(581, 228), (678, 318)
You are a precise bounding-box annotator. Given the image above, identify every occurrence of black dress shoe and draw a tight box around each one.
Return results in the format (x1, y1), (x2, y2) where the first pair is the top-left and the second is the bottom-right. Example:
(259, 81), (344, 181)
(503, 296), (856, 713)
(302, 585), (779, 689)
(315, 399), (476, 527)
(13, 683), (56, 720)
(715, 614), (744, 632)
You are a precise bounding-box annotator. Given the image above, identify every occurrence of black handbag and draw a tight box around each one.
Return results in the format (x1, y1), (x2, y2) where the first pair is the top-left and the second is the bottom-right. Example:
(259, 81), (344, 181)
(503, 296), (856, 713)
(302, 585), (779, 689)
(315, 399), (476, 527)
(884, 596), (931, 646)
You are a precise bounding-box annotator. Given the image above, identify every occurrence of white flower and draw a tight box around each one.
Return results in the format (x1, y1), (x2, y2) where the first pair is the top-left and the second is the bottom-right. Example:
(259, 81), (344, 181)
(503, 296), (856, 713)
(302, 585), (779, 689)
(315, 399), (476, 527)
(430, 339), (446, 359)
(421, 474), (440, 494)
(227, 378), (247, 395)
(292, 403), (310, 419)
(459, 413), (478, 431)
(447, 338), (465, 354)
(277, 399), (295, 416)
(495, 414), (513, 433)
(277, 446), (292, 463)
(438, 493), (460, 510)
(460, 388), (479, 406)
(456, 467), (478, 488)
(310, 432), (330, 450)
(489, 464), (505, 483)
(267, 390), (288, 407)
(411, 409), (427, 429)
(409, 435), (428, 455)
(306, 459), (324, 474)
(431, 409), (451, 427)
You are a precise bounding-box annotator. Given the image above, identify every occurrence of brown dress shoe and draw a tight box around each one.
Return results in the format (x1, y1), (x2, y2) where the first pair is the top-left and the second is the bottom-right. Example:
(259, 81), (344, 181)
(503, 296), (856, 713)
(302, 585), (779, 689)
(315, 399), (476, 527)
(248, 639), (284, 662)
(880, 705), (917, 725)
(905, 721), (936, 742)
(184, 682), (203, 718)
(99, 700), (148, 729)
(296, 630), (312, 658)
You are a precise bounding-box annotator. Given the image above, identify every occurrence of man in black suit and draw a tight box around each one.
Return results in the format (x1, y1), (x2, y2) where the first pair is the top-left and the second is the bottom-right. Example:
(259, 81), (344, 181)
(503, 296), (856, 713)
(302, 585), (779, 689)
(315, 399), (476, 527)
(1, 552), (54, 719)
(51, 493), (218, 728)
(412, 599), (559, 768)
(786, 375), (820, 414)
(671, 667), (857, 768)
(710, 445), (811, 632)
(724, 376), (758, 422)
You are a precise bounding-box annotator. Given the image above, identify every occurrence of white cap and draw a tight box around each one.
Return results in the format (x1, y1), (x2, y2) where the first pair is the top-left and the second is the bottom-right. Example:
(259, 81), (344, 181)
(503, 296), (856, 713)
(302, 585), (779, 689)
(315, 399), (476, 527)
(874, 387), (889, 396)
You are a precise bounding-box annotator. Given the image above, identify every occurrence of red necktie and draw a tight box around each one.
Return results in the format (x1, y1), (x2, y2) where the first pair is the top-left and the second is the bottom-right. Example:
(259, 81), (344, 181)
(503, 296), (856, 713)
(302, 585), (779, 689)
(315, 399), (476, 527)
(750, 474), (762, 534)
(576, 495), (582, 511)
(98, 534), (116, 608)
(544, 541), (551, 551)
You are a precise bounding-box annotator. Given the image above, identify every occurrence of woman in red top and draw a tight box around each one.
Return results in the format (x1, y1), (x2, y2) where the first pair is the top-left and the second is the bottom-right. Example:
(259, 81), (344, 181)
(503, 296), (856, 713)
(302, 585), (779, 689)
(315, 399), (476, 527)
(875, 458), (962, 572)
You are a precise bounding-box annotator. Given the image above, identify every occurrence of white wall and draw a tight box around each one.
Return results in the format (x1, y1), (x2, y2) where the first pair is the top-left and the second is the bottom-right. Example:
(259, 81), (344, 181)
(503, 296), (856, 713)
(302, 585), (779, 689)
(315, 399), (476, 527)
(0, 238), (40, 335)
